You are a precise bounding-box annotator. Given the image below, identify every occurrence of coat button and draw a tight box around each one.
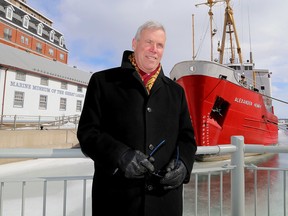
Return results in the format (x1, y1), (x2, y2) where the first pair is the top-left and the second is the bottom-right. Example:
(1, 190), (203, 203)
(147, 185), (153, 191)
(148, 144), (154, 151)
(147, 107), (152, 112)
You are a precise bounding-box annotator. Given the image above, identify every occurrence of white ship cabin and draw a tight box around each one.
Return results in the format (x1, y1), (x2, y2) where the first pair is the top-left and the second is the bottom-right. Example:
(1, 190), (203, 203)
(227, 61), (273, 110)
(227, 62), (272, 95)
(0, 43), (92, 121)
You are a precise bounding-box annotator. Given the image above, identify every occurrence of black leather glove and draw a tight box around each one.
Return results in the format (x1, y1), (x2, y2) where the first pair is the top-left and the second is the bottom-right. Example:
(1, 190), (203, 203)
(119, 149), (155, 179)
(160, 159), (187, 190)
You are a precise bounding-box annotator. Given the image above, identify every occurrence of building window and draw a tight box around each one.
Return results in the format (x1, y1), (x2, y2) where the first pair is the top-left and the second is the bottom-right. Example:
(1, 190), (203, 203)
(16, 71), (26, 81)
(13, 91), (24, 108)
(22, 15), (30, 29)
(76, 100), (82, 112)
(77, 86), (83, 92)
(59, 36), (64, 47)
(39, 95), (48, 110)
(5, 6), (14, 21)
(61, 82), (67, 90)
(49, 30), (55, 42)
(48, 48), (54, 56)
(60, 98), (67, 111)
(59, 53), (64, 60)
(4, 28), (12, 41)
(36, 43), (42, 53)
(20, 35), (29, 45)
(37, 23), (43, 36)
(40, 77), (49, 86)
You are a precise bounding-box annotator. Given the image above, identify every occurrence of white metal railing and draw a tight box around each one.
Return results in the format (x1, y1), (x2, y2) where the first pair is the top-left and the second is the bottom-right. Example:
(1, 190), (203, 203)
(1, 136), (288, 216)
(0, 115), (79, 130)
(0, 176), (93, 216)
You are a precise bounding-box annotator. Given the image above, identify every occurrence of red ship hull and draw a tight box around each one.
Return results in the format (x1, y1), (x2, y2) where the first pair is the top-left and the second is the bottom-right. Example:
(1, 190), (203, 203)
(170, 60), (278, 147)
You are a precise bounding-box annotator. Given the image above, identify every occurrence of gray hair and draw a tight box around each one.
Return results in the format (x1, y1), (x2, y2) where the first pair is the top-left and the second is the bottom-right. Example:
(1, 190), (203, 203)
(134, 20), (166, 40)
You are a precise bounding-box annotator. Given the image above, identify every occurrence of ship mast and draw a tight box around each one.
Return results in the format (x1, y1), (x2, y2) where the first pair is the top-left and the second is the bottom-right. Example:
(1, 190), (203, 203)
(196, 0), (243, 64)
(218, 0), (243, 64)
(196, 0), (222, 61)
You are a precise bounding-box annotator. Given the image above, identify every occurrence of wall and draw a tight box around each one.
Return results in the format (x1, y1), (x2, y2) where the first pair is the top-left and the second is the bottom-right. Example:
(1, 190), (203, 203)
(1, 68), (86, 116)
(0, 129), (79, 164)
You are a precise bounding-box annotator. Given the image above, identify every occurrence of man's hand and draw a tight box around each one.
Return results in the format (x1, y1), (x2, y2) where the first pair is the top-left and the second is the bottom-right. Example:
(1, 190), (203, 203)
(119, 149), (155, 178)
(160, 159), (187, 190)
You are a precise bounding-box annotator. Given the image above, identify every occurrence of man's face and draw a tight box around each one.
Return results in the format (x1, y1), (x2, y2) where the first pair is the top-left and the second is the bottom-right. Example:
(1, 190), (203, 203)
(132, 28), (166, 73)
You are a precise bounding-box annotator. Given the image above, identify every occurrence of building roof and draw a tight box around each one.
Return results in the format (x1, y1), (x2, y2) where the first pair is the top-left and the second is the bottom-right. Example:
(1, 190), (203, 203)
(0, 43), (91, 85)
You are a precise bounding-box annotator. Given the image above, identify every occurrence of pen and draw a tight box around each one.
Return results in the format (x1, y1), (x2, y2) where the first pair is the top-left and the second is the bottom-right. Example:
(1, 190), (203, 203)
(148, 139), (166, 158)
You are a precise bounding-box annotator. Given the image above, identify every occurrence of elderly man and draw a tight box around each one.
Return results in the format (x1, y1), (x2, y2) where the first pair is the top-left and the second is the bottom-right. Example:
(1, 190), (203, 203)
(77, 20), (197, 216)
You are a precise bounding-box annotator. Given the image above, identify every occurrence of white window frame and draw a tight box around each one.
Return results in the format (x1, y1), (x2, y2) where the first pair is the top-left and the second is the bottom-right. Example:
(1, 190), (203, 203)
(48, 48), (54, 56)
(37, 23), (44, 36)
(77, 86), (83, 93)
(39, 95), (48, 110)
(61, 82), (67, 90)
(59, 53), (64, 60)
(76, 100), (82, 112)
(16, 71), (26, 81)
(13, 91), (24, 108)
(5, 6), (14, 21)
(23, 15), (30, 29)
(20, 35), (29, 45)
(36, 42), (42, 53)
(60, 98), (67, 111)
(49, 30), (55, 42)
(40, 77), (49, 86)
(59, 36), (64, 47)
(20, 35), (24, 44)
(4, 28), (12, 41)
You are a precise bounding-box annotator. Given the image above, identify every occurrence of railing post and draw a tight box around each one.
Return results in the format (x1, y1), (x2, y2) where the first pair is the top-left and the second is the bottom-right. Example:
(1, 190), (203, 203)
(231, 136), (245, 216)
(38, 115), (41, 130)
(0, 182), (3, 216)
(0, 115), (3, 128)
(13, 115), (16, 130)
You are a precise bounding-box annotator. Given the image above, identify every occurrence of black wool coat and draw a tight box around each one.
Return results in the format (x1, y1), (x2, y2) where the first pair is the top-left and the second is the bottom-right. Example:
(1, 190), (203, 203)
(77, 50), (197, 216)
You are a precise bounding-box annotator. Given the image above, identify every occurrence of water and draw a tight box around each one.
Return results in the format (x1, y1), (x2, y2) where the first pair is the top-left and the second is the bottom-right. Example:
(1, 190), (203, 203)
(183, 129), (288, 216)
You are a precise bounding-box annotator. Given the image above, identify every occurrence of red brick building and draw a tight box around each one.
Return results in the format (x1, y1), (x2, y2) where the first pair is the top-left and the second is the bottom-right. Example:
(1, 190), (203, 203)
(0, 0), (68, 64)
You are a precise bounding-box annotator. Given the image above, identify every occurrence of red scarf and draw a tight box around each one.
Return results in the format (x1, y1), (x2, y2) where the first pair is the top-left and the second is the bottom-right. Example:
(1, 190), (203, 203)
(137, 65), (160, 86)
(129, 53), (161, 94)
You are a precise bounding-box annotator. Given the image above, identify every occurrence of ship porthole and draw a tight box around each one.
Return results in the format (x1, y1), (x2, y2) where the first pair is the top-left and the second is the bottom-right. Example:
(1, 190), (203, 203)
(189, 66), (195, 72)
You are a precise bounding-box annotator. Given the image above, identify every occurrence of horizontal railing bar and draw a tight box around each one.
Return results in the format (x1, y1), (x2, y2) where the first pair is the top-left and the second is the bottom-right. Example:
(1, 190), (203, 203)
(0, 144), (287, 159)
(192, 164), (235, 174)
(0, 145), (237, 158)
(0, 176), (93, 183)
(246, 164), (288, 171)
(0, 148), (85, 158)
(195, 144), (237, 155)
(245, 145), (288, 153)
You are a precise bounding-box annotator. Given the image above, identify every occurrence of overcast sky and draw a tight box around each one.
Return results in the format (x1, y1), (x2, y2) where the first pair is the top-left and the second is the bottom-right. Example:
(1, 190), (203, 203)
(27, 0), (288, 118)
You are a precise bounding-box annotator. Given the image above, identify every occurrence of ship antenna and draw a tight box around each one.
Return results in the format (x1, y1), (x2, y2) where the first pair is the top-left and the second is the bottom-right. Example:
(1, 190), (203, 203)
(247, 3), (253, 64)
(192, 14), (196, 60)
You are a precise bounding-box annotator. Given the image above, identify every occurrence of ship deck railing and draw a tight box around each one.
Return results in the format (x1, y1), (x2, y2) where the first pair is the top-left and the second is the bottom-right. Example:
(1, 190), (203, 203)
(0, 136), (288, 216)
